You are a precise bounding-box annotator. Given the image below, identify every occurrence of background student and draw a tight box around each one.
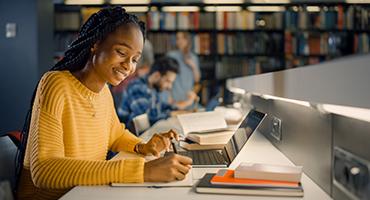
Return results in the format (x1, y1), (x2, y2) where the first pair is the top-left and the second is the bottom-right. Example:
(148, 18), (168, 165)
(16, 7), (191, 200)
(118, 56), (191, 133)
(165, 31), (200, 110)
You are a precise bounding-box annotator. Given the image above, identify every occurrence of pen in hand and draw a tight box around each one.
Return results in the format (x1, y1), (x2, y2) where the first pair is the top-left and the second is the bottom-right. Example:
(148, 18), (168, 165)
(171, 141), (178, 154)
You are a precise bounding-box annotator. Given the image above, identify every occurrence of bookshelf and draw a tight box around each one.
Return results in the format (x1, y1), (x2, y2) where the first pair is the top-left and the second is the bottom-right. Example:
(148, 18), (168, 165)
(53, 2), (370, 103)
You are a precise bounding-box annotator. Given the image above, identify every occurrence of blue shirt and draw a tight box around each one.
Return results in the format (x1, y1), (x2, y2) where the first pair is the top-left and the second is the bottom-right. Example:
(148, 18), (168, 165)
(166, 50), (200, 102)
(118, 76), (176, 126)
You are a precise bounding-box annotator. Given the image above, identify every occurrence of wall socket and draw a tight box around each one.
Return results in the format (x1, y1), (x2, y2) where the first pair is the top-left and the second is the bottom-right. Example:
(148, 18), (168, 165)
(271, 116), (282, 141)
(333, 147), (370, 200)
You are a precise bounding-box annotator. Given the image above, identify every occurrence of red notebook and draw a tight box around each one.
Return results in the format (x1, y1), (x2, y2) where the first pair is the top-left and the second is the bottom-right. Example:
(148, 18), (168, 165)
(211, 170), (300, 189)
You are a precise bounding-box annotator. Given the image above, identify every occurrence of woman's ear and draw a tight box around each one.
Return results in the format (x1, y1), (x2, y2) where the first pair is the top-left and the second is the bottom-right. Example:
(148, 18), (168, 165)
(90, 43), (98, 54)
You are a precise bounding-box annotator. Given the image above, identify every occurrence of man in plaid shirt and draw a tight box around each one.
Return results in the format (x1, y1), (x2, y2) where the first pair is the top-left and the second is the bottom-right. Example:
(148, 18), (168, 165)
(118, 57), (179, 133)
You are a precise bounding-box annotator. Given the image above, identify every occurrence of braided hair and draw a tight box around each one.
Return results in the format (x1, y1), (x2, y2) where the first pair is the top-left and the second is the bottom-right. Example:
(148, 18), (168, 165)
(15, 6), (146, 188)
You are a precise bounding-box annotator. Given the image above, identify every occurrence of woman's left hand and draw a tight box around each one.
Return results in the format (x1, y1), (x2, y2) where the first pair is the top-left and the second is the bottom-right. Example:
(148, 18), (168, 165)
(138, 129), (179, 157)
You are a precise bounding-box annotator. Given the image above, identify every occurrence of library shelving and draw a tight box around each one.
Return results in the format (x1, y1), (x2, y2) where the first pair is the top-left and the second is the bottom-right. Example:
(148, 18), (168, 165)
(53, 2), (370, 103)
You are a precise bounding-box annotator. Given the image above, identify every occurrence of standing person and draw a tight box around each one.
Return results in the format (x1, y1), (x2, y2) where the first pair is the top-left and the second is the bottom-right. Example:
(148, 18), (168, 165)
(110, 39), (154, 109)
(166, 31), (200, 110)
(16, 7), (191, 200)
(118, 56), (188, 132)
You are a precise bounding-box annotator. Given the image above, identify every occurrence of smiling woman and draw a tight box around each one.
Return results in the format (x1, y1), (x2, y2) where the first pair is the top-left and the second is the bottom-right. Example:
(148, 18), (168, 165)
(16, 7), (192, 200)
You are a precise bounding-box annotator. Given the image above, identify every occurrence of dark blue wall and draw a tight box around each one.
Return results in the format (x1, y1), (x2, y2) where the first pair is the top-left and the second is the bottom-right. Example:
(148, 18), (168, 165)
(0, 0), (53, 133)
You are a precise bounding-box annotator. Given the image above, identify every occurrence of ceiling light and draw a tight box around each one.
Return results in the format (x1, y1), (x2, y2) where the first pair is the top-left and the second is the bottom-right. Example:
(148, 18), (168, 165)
(250, 0), (290, 4)
(110, 0), (150, 4)
(65, 0), (104, 5)
(162, 6), (200, 12)
(203, 0), (244, 4)
(123, 6), (149, 12)
(306, 6), (320, 12)
(247, 6), (285, 12)
(204, 6), (242, 12)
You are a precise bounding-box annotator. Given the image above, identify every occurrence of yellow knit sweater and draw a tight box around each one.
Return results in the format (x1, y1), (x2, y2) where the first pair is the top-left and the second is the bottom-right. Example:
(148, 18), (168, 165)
(17, 71), (144, 200)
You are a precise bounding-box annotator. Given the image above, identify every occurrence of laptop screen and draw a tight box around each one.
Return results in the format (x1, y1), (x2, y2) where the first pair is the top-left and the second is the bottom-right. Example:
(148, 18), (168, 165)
(222, 109), (266, 164)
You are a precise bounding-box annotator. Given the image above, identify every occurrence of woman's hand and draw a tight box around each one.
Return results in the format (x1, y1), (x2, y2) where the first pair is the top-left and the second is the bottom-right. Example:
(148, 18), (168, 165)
(144, 153), (192, 182)
(138, 129), (179, 157)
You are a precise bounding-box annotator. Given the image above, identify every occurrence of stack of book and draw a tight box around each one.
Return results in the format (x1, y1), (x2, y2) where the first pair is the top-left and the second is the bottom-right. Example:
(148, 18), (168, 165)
(177, 111), (235, 151)
(195, 163), (304, 197)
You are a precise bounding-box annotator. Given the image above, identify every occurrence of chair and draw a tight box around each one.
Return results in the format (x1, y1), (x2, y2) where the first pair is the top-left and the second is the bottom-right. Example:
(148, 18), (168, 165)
(0, 131), (20, 194)
(131, 113), (150, 136)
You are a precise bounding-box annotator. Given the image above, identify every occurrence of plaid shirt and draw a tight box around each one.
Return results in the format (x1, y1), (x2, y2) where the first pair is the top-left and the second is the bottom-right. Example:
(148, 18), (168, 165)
(117, 76), (176, 126)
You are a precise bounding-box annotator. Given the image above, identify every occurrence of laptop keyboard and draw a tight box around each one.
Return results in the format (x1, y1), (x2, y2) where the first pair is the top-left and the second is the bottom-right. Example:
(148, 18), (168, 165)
(178, 150), (227, 165)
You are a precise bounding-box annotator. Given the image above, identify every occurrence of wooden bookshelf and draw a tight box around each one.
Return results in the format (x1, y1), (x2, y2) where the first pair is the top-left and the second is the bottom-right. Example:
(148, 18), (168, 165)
(53, 2), (370, 91)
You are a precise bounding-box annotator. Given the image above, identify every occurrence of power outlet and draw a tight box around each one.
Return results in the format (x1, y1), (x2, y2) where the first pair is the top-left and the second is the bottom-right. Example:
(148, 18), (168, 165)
(270, 116), (282, 141)
(334, 147), (370, 200)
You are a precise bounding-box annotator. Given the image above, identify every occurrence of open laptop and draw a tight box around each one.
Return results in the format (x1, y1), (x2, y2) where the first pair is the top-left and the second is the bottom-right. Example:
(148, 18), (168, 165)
(177, 109), (266, 168)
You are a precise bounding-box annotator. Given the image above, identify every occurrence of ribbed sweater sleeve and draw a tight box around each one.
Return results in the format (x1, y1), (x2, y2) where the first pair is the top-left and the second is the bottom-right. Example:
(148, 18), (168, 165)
(27, 72), (145, 190)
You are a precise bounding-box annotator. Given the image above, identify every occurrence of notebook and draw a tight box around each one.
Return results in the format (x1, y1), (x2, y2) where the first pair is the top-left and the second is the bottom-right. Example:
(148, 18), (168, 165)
(195, 173), (304, 197)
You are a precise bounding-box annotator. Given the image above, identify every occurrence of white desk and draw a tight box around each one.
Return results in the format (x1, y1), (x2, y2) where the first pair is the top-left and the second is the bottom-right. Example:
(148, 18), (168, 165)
(60, 118), (332, 200)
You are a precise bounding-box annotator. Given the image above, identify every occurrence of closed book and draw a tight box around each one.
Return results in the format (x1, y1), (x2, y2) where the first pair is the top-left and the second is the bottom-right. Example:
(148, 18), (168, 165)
(211, 169), (300, 188)
(186, 130), (234, 145)
(195, 174), (304, 197)
(179, 139), (224, 150)
(235, 163), (303, 183)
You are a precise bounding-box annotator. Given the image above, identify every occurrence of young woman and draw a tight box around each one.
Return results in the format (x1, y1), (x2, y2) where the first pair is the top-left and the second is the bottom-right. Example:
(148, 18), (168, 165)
(16, 7), (192, 200)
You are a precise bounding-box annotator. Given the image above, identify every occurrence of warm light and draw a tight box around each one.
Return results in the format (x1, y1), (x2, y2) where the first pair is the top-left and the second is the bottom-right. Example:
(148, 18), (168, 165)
(261, 95), (311, 107)
(111, 0), (150, 4)
(228, 87), (246, 95)
(65, 0), (104, 5)
(319, 104), (370, 122)
(247, 6), (285, 12)
(306, 6), (320, 12)
(345, 0), (370, 3)
(162, 6), (200, 12)
(123, 6), (149, 12)
(204, 6), (242, 12)
(203, 0), (244, 4)
(250, 0), (290, 4)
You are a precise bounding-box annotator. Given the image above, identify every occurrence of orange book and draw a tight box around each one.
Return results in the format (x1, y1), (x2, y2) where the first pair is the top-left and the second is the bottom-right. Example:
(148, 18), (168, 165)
(211, 170), (300, 189)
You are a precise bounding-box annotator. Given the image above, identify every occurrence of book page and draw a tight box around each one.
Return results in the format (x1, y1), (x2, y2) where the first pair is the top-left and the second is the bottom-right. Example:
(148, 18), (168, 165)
(177, 111), (228, 135)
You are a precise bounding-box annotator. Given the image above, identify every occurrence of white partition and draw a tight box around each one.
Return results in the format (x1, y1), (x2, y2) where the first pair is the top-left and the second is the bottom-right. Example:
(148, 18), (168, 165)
(227, 54), (370, 109)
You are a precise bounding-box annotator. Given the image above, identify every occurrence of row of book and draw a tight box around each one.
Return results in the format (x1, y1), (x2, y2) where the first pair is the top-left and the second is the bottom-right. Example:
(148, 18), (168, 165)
(215, 12), (283, 30)
(147, 33), (213, 55)
(55, 12), (80, 31)
(146, 11), (284, 31)
(215, 57), (283, 79)
(354, 33), (370, 53)
(55, 5), (370, 31)
(285, 5), (370, 30)
(284, 32), (350, 56)
(285, 57), (325, 68)
(147, 12), (215, 30)
(217, 33), (283, 55)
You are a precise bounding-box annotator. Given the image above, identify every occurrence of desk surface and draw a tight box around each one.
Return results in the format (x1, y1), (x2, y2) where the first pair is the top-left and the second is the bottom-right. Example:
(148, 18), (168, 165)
(60, 118), (332, 200)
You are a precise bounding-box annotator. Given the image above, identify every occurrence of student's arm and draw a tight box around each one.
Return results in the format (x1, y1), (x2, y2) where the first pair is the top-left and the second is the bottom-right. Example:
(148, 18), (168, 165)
(28, 74), (144, 190)
(184, 54), (201, 83)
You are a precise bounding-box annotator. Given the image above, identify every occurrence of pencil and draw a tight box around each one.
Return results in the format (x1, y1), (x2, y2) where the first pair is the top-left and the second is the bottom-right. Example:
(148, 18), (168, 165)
(171, 141), (178, 154)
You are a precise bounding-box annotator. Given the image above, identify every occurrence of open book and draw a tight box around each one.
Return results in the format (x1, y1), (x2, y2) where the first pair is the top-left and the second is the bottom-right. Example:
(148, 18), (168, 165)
(177, 111), (231, 135)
